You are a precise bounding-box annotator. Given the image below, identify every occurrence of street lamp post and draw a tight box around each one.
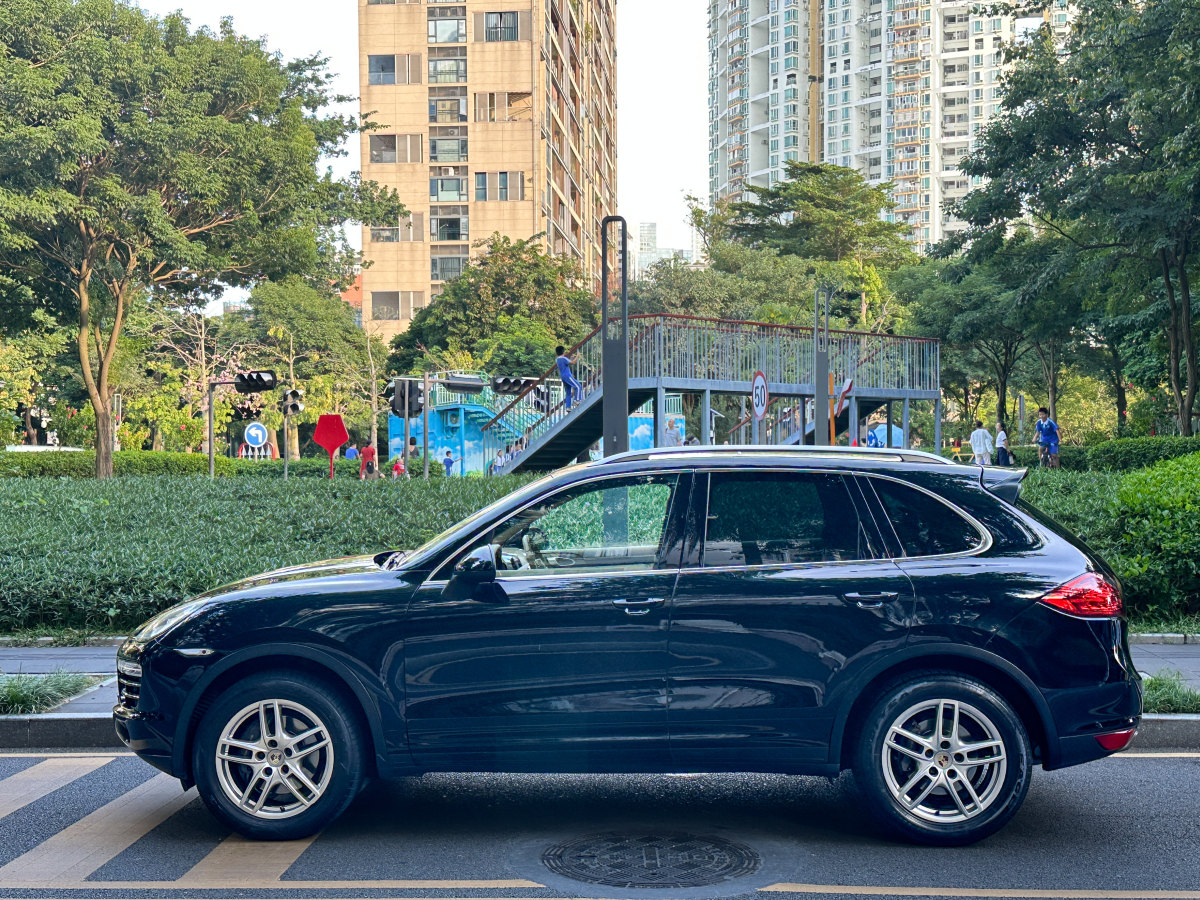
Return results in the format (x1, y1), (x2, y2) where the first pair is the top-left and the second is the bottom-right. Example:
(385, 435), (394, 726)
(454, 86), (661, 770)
(813, 285), (832, 446)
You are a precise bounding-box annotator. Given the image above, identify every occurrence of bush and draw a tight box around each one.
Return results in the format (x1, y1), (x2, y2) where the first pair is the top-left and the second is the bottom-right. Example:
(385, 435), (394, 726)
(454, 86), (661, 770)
(1107, 453), (1200, 618)
(0, 450), (236, 477)
(1020, 469), (1123, 547)
(1086, 436), (1200, 471)
(1142, 670), (1200, 714)
(1008, 444), (1089, 470)
(0, 475), (534, 631)
(0, 671), (94, 714)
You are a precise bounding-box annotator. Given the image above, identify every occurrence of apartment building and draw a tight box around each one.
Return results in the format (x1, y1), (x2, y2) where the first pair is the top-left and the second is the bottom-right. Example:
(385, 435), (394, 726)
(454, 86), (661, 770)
(708, 0), (822, 204)
(358, 0), (617, 340)
(711, 0), (1071, 251)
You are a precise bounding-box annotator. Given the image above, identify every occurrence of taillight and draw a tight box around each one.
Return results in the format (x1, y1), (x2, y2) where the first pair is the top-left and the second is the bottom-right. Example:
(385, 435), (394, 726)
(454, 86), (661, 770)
(1095, 728), (1136, 752)
(1040, 572), (1122, 617)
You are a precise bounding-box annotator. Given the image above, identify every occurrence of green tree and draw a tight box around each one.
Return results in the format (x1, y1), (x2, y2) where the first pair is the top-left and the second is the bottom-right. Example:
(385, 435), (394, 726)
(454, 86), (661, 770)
(388, 234), (593, 374)
(473, 314), (560, 376)
(0, 0), (404, 476)
(952, 4), (1200, 433)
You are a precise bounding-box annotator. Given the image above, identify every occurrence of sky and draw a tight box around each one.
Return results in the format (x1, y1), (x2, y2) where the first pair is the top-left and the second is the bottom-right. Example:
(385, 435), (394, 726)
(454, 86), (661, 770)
(132, 0), (710, 252)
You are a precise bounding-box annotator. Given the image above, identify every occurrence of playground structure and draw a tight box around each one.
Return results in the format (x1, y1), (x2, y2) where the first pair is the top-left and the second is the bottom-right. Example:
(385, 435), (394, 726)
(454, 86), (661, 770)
(391, 313), (940, 474)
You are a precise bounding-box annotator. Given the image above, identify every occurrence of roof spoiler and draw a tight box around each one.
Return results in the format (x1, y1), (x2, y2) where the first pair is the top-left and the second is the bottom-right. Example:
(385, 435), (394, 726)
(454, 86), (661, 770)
(980, 467), (1028, 505)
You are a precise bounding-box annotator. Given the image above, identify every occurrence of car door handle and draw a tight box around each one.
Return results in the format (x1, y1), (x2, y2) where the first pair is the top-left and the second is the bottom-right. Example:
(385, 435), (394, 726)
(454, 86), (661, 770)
(842, 591), (899, 609)
(612, 598), (666, 616)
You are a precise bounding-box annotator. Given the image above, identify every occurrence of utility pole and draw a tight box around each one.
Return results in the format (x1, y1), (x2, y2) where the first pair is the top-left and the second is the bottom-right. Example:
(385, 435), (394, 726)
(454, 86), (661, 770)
(601, 215), (630, 457)
(813, 286), (831, 446)
(402, 380), (410, 475)
(422, 371), (431, 479)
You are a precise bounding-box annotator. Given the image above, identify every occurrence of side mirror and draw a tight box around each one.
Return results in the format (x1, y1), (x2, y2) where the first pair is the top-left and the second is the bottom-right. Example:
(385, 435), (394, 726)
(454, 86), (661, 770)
(443, 544), (502, 603)
(456, 544), (497, 580)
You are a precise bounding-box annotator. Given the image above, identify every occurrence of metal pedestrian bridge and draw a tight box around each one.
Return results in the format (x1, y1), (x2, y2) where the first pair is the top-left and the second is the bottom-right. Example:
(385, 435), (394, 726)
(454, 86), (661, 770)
(428, 314), (940, 473)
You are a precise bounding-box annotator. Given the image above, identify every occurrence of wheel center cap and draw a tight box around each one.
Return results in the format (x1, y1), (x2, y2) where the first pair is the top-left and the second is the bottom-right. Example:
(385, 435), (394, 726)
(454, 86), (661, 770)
(936, 752), (951, 768)
(268, 750), (283, 764)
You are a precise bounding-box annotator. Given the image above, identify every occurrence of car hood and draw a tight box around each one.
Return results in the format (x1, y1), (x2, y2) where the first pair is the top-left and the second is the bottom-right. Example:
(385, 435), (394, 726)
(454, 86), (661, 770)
(199, 554), (386, 600)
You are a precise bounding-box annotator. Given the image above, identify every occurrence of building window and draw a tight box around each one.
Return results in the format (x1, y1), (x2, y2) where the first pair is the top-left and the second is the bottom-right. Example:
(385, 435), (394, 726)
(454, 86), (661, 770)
(429, 138), (467, 162)
(484, 11), (519, 41)
(474, 91), (533, 122)
(370, 134), (422, 163)
(430, 205), (469, 242)
(431, 255), (468, 281)
(371, 213), (424, 243)
(429, 98), (467, 122)
(371, 292), (400, 320)
(428, 14), (467, 43)
(369, 134), (396, 163)
(430, 176), (468, 201)
(428, 57), (467, 82)
(368, 55), (396, 85)
(475, 171), (525, 201)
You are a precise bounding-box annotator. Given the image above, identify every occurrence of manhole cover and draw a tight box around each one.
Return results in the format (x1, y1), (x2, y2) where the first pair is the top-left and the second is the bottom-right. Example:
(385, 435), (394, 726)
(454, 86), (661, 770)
(541, 831), (761, 889)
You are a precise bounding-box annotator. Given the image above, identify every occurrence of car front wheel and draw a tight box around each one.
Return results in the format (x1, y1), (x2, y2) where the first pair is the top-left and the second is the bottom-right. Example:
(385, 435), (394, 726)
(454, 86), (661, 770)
(852, 673), (1032, 846)
(192, 671), (365, 840)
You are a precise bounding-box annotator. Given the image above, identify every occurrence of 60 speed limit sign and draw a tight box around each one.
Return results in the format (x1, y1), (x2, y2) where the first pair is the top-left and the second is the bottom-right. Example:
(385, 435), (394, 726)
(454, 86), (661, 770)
(751, 371), (769, 421)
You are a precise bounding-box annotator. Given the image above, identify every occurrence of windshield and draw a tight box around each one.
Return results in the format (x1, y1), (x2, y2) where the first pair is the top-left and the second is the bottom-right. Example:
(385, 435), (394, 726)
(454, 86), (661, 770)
(396, 471), (564, 568)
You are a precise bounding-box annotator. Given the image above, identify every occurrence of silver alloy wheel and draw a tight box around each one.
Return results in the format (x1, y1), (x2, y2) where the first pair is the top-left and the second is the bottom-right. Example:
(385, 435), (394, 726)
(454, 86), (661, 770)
(214, 699), (334, 820)
(881, 698), (1008, 824)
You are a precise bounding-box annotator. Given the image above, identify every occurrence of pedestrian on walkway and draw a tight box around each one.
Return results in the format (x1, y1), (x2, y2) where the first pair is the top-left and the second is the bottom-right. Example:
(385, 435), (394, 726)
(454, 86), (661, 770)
(1035, 407), (1060, 468)
(995, 421), (1010, 466)
(663, 419), (682, 446)
(358, 443), (378, 480)
(969, 420), (993, 466)
(556, 345), (583, 411)
(442, 450), (459, 476)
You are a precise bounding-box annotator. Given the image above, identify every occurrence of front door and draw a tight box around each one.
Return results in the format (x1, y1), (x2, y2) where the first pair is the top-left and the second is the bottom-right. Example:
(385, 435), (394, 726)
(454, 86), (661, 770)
(668, 469), (913, 769)
(404, 472), (689, 771)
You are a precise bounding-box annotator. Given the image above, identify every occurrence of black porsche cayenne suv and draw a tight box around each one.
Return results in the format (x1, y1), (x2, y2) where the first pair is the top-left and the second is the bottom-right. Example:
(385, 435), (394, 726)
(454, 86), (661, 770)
(115, 446), (1141, 845)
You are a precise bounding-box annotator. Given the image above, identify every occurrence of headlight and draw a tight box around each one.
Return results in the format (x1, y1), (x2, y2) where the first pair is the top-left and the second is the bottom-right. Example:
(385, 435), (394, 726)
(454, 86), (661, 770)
(116, 658), (142, 679)
(131, 598), (212, 643)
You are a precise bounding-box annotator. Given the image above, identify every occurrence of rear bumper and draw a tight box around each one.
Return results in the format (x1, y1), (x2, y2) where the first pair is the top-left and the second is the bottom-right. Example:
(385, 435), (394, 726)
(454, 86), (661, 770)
(1043, 677), (1143, 770)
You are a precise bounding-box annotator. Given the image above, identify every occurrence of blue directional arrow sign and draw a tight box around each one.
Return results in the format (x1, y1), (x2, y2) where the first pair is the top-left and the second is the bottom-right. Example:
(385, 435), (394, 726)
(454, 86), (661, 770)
(244, 422), (269, 449)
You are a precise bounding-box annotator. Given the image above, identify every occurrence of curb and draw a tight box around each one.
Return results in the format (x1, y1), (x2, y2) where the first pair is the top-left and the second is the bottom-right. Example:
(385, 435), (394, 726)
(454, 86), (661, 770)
(0, 636), (127, 648)
(1129, 633), (1200, 645)
(1, 713), (1197, 752)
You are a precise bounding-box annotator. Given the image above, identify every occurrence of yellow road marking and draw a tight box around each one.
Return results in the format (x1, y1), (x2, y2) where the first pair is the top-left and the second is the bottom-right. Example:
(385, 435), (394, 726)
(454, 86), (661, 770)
(0, 773), (194, 887)
(176, 832), (319, 887)
(1116, 752), (1200, 758)
(0, 756), (111, 819)
(761, 885), (1200, 898)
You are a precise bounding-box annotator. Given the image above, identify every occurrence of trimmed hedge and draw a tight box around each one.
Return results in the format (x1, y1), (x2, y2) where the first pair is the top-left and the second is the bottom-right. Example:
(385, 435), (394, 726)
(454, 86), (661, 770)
(1022, 458), (1200, 618)
(0, 451), (443, 479)
(1009, 445), (1089, 470)
(1086, 436), (1200, 471)
(0, 476), (534, 631)
(0, 450), (236, 477)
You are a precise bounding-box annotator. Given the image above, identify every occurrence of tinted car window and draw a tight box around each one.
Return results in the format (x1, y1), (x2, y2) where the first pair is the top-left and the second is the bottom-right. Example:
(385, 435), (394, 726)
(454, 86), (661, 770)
(702, 471), (877, 566)
(868, 477), (984, 557)
(488, 474), (681, 574)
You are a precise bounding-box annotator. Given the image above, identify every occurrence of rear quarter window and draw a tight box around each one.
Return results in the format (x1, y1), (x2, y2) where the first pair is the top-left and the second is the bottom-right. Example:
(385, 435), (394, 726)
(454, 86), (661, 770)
(867, 476), (985, 557)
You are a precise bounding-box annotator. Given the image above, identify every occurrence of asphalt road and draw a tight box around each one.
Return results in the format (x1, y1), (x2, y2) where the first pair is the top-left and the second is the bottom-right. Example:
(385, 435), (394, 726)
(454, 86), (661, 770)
(0, 750), (1197, 900)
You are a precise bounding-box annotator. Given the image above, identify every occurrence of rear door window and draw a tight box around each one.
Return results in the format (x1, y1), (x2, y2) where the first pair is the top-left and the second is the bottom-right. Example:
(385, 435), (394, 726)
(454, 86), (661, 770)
(702, 471), (880, 566)
(867, 477), (985, 557)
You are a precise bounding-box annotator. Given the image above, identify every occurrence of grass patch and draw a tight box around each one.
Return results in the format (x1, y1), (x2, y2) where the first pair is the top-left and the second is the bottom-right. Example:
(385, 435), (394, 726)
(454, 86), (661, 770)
(0, 671), (96, 714)
(1142, 670), (1200, 715)
(0, 627), (109, 647)
(1129, 614), (1200, 635)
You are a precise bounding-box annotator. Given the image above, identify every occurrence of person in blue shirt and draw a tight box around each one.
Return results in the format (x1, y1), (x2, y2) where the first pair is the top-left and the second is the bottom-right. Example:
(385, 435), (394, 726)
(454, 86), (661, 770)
(556, 345), (583, 411)
(1034, 407), (1060, 468)
(442, 451), (458, 476)
(344, 445), (358, 460)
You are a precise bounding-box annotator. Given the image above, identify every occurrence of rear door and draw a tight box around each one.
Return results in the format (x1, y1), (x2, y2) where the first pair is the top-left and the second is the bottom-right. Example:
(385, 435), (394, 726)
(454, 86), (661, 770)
(667, 468), (914, 769)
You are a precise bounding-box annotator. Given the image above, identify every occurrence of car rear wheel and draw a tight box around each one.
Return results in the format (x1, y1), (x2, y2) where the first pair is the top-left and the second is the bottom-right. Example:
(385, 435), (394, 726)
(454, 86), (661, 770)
(852, 673), (1031, 846)
(193, 671), (365, 840)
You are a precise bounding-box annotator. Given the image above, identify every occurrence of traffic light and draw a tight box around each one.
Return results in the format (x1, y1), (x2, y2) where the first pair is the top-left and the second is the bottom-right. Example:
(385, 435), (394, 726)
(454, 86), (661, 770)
(440, 374), (486, 395)
(233, 371), (277, 394)
(280, 388), (305, 417)
(491, 376), (539, 395)
(408, 381), (425, 417)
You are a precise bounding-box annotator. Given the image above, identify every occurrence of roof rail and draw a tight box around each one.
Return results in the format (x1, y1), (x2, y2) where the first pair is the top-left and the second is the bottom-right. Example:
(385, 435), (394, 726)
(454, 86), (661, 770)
(593, 445), (958, 467)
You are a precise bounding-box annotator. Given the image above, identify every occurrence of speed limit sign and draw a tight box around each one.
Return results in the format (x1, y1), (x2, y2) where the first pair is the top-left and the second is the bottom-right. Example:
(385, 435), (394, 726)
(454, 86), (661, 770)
(751, 371), (769, 421)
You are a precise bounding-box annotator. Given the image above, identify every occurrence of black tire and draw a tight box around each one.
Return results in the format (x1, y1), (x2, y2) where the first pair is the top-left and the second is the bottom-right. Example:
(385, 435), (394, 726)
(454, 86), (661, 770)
(852, 672), (1032, 846)
(192, 671), (366, 840)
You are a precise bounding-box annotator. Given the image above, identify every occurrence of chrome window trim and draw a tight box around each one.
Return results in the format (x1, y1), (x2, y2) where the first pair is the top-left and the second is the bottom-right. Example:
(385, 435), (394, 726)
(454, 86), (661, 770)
(695, 466), (886, 569)
(427, 468), (690, 583)
(423, 566), (677, 589)
(857, 472), (994, 561)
